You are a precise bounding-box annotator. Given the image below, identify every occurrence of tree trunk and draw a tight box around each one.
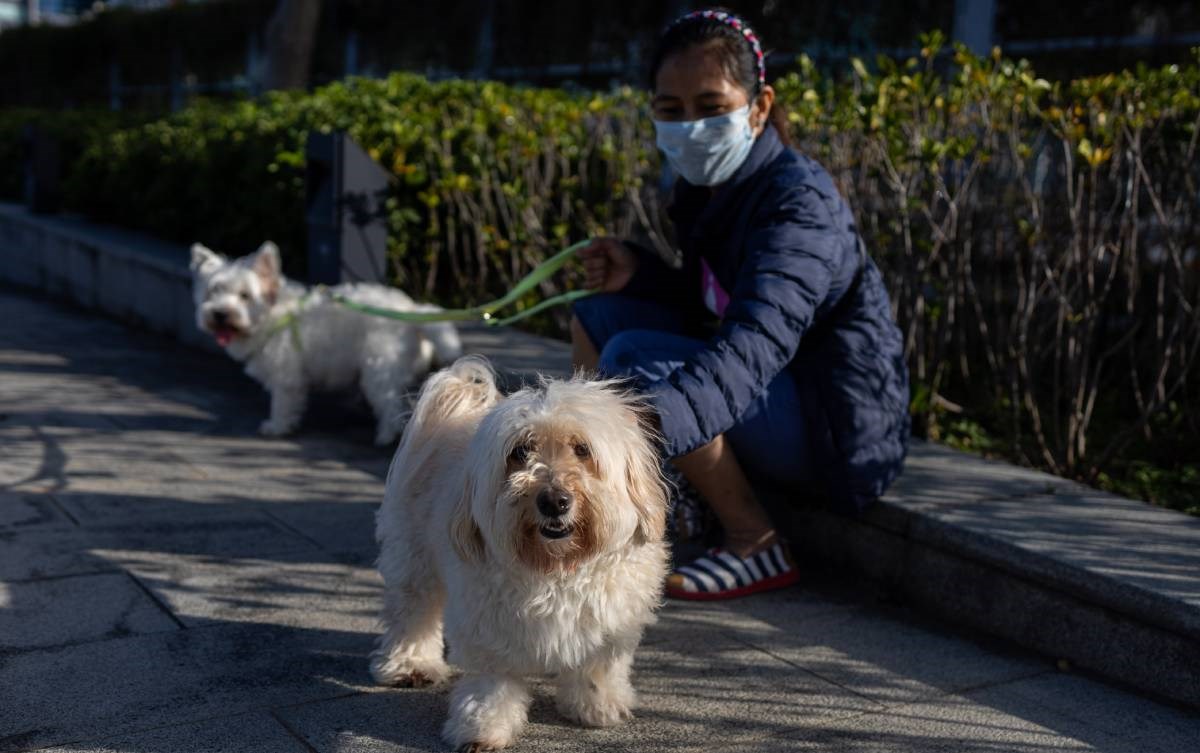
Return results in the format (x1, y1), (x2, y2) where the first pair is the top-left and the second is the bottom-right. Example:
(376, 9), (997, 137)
(262, 0), (322, 91)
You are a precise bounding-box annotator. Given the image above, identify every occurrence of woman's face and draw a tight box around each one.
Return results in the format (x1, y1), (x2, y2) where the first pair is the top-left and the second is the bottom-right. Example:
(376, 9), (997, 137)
(652, 43), (774, 132)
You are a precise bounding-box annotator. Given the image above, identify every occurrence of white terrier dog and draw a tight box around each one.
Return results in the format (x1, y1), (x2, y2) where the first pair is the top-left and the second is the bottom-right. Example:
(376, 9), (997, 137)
(189, 241), (461, 445)
(372, 357), (669, 751)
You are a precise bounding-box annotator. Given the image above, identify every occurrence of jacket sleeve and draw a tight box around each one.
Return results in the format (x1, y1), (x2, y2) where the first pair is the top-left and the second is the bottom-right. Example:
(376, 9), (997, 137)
(647, 184), (839, 456)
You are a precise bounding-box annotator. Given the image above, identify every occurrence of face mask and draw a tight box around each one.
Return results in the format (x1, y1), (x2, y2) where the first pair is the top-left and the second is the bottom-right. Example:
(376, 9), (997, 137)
(653, 105), (756, 187)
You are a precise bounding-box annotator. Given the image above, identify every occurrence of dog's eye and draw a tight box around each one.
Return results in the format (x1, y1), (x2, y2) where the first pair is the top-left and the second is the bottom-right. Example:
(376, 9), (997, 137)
(239, 291), (251, 301)
(573, 442), (590, 459)
(509, 444), (531, 464)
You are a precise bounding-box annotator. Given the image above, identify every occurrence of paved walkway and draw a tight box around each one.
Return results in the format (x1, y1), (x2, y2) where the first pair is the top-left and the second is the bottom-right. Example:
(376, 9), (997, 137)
(1, 287), (1197, 753)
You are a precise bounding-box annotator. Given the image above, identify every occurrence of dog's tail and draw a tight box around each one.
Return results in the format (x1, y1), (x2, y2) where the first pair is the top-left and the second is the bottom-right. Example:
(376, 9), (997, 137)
(407, 303), (463, 367)
(417, 355), (498, 425)
(399, 356), (498, 449)
(422, 321), (463, 367)
(381, 356), (499, 540)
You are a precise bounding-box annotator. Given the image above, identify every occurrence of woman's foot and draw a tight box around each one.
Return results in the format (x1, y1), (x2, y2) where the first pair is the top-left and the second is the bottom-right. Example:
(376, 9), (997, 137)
(665, 541), (799, 600)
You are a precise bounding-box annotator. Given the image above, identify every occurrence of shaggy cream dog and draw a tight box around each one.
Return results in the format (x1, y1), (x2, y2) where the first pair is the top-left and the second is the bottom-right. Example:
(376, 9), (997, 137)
(189, 241), (460, 445)
(372, 357), (669, 751)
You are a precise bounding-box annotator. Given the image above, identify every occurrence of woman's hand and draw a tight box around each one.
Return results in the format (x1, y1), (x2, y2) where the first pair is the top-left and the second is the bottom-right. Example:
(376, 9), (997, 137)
(578, 237), (638, 293)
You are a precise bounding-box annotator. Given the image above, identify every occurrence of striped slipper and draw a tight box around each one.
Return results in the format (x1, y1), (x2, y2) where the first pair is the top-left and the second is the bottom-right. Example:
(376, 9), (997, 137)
(665, 542), (799, 601)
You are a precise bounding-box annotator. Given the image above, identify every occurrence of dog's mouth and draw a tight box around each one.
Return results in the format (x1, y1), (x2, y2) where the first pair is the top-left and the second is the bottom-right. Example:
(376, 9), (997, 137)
(210, 325), (243, 347)
(538, 520), (573, 540)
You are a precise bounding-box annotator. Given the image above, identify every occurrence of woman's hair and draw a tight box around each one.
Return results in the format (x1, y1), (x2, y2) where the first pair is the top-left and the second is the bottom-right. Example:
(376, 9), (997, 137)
(648, 9), (794, 147)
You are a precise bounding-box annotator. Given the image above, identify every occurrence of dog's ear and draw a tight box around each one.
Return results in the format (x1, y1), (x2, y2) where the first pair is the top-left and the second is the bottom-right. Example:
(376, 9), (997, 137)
(252, 241), (281, 303)
(625, 406), (669, 545)
(449, 477), (485, 563)
(189, 243), (221, 276)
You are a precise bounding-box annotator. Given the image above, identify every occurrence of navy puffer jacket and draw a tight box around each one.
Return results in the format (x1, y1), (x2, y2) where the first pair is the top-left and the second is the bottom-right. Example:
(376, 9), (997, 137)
(627, 124), (910, 513)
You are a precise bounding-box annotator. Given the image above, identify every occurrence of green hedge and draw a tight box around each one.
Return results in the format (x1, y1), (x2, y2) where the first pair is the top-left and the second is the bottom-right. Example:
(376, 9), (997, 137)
(5, 38), (1199, 512)
(63, 75), (655, 306)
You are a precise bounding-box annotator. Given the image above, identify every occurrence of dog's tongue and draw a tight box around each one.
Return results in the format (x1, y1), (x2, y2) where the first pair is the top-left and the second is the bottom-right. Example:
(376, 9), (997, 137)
(214, 327), (237, 347)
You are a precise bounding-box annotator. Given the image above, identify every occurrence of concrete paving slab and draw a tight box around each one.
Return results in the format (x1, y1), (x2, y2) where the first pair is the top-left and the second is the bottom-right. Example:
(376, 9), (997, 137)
(272, 689), (448, 753)
(0, 622), (374, 752)
(37, 712), (309, 753)
(0, 425), (51, 488)
(47, 486), (273, 525)
(258, 501), (381, 561)
(458, 324), (572, 379)
(116, 550), (382, 632)
(0, 512), (318, 581)
(624, 638), (880, 741)
(172, 431), (393, 479)
(43, 469), (382, 526)
(769, 669), (1200, 753)
(723, 604), (1048, 707)
(0, 424), (386, 529)
(966, 672), (1200, 753)
(0, 491), (73, 531)
(771, 692), (1097, 752)
(0, 571), (177, 652)
(277, 635), (878, 753)
(641, 586), (859, 647)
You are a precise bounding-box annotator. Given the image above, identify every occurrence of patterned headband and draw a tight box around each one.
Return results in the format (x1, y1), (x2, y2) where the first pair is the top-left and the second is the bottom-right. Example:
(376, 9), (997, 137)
(668, 9), (767, 86)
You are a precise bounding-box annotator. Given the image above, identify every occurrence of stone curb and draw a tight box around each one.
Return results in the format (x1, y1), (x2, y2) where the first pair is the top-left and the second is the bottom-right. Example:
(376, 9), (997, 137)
(773, 485), (1200, 709)
(2, 200), (1197, 710)
(0, 201), (215, 352)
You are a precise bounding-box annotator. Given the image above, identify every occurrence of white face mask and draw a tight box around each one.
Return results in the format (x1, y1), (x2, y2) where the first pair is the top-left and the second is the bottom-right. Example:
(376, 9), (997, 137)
(653, 105), (756, 187)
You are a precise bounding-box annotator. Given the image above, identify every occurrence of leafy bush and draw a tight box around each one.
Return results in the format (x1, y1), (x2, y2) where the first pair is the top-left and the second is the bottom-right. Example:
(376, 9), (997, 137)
(776, 35), (1200, 494)
(65, 74), (659, 319)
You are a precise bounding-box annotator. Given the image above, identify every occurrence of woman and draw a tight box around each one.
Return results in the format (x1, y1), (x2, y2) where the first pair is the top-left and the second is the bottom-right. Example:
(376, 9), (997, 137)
(572, 10), (910, 600)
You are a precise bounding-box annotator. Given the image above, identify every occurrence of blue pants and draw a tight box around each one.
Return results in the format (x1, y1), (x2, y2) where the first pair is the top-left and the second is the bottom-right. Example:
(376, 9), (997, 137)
(574, 294), (812, 490)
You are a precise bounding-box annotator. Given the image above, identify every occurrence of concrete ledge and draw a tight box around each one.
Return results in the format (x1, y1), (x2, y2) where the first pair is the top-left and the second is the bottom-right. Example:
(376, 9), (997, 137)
(773, 442), (1200, 709)
(0, 201), (213, 352)
(3, 201), (1198, 710)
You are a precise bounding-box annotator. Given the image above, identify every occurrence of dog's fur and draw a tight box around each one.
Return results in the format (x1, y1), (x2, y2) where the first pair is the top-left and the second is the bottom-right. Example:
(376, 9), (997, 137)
(189, 242), (461, 445)
(372, 357), (669, 750)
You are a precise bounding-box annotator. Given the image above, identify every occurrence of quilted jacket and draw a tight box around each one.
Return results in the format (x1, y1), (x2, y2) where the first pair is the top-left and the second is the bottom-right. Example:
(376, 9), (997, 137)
(627, 124), (910, 513)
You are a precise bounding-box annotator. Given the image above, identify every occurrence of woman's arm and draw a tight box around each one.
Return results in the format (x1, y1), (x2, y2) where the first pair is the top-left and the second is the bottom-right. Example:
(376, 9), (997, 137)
(646, 185), (840, 457)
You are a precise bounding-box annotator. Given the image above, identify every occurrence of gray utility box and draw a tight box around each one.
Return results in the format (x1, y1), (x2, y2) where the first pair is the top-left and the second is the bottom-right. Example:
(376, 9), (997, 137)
(304, 131), (391, 285)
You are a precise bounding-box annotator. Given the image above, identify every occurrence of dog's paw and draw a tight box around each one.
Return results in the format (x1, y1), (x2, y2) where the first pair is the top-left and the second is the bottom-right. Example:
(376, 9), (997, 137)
(557, 695), (634, 728)
(369, 654), (450, 688)
(556, 681), (638, 724)
(258, 418), (297, 437)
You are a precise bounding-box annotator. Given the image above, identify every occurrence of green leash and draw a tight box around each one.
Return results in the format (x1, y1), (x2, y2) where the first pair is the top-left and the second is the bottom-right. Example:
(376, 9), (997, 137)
(328, 239), (595, 327)
(263, 240), (595, 353)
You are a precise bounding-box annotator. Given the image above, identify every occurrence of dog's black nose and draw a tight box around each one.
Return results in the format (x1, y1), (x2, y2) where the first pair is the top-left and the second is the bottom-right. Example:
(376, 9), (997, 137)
(211, 309), (228, 326)
(536, 488), (572, 517)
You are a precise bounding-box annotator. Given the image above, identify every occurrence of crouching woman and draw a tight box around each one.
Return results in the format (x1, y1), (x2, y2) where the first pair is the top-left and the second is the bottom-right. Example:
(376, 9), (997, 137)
(572, 10), (910, 600)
